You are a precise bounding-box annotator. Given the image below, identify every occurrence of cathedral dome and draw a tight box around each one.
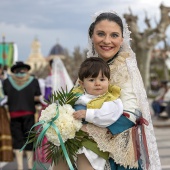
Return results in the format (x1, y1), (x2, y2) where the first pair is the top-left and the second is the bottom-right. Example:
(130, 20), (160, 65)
(49, 43), (64, 55)
(47, 43), (66, 61)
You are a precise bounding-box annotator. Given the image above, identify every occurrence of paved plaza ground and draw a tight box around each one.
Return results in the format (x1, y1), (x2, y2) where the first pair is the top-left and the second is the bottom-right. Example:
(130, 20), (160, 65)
(154, 126), (170, 169)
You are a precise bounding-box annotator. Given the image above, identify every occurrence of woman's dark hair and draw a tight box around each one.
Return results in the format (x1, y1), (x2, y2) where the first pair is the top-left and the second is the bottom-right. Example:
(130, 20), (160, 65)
(88, 12), (123, 38)
(49, 59), (53, 67)
(78, 57), (110, 81)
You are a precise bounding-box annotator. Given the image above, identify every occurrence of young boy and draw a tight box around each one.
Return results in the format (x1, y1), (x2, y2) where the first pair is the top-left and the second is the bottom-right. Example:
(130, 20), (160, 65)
(73, 57), (124, 170)
(73, 57), (123, 128)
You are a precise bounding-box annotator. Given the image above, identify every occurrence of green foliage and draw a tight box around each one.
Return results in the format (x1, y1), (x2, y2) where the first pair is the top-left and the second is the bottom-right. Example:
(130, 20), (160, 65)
(45, 87), (78, 106)
(44, 130), (89, 166)
(23, 87), (89, 169)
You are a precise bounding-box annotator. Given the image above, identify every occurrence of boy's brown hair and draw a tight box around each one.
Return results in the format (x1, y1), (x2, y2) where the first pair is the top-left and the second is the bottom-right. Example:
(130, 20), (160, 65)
(78, 57), (110, 81)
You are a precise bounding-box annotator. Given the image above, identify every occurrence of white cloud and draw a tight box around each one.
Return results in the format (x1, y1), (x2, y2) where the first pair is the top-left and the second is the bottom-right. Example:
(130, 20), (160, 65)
(0, 22), (87, 61)
(0, 0), (170, 61)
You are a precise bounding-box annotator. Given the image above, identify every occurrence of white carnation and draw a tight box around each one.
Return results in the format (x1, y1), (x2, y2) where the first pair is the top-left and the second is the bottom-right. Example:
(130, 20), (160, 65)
(39, 103), (82, 146)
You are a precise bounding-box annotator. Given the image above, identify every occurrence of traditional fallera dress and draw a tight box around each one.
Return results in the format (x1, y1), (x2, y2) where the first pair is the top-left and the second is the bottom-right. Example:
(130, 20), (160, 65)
(83, 52), (160, 169)
(0, 79), (13, 161)
(86, 10), (161, 168)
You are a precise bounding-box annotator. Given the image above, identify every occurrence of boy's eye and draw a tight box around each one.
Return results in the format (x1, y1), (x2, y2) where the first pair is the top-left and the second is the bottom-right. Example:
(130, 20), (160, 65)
(89, 79), (94, 82)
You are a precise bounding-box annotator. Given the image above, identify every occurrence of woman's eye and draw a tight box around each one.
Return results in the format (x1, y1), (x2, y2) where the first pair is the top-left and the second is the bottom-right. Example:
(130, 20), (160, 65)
(111, 33), (119, 38)
(97, 32), (105, 37)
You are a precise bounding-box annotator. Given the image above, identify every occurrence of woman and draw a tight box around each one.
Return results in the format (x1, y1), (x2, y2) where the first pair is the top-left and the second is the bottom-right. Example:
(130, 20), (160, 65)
(83, 11), (161, 170)
(51, 11), (161, 170)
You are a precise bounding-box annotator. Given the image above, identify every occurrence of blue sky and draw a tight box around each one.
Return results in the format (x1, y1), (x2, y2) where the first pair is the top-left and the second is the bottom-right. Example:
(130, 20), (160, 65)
(0, 0), (170, 61)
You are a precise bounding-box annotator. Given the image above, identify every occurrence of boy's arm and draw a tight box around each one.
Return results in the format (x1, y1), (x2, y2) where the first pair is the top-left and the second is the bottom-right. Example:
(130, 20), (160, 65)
(85, 98), (123, 127)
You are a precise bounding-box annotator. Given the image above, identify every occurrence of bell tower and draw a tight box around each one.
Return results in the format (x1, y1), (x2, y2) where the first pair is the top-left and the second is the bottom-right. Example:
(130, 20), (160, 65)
(26, 38), (48, 78)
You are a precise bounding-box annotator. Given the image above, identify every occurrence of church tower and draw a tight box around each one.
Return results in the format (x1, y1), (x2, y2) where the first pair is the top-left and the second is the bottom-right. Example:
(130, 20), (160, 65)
(26, 38), (49, 78)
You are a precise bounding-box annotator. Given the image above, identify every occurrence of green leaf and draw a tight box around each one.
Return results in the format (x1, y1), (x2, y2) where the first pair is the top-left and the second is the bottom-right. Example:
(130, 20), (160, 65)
(22, 86), (86, 169)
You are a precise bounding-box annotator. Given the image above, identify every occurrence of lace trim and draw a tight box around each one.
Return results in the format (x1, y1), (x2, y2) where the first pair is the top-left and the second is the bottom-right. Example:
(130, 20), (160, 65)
(109, 53), (130, 86)
(126, 52), (161, 169)
(104, 160), (111, 170)
(86, 124), (138, 168)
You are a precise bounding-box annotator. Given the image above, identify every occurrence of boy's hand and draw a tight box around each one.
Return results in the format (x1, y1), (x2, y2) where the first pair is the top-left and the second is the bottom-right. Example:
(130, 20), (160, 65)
(73, 110), (86, 120)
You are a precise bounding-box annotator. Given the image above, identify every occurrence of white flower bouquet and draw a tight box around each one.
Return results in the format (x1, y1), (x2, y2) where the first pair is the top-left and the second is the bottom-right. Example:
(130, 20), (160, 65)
(39, 103), (82, 146)
(21, 88), (89, 169)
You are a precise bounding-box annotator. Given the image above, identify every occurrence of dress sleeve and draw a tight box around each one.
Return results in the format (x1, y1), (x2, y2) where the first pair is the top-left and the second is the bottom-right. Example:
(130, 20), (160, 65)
(85, 98), (123, 127)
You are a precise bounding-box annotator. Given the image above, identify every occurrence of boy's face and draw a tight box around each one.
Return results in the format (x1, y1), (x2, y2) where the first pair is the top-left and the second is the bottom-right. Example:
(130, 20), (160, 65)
(79, 71), (109, 96)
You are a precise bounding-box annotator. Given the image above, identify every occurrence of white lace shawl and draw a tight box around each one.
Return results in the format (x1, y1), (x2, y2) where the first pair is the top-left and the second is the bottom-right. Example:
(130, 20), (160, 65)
(87, 10), (161, 170)
(125, 51), (161, 170)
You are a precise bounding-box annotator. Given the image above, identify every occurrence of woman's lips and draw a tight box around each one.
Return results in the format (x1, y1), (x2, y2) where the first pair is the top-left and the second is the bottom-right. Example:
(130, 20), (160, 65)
(100, 46), (113, 51)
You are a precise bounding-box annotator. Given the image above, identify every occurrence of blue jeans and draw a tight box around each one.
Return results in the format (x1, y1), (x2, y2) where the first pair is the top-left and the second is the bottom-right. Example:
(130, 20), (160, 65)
(152, 101), (165, 116)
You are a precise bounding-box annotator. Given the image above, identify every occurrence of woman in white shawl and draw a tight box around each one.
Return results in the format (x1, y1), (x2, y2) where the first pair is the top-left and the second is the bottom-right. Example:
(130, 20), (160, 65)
(79, 10), (161, 170)
(51, 11), (161, 170)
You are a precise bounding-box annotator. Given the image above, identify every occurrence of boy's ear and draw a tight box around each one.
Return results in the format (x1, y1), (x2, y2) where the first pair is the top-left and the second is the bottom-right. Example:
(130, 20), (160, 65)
(79, 80), (84, 87)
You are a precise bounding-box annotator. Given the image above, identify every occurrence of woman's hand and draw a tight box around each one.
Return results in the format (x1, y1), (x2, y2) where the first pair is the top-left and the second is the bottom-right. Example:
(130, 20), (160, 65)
(81, 124), (87, 132)
(73, 110), (86, 120)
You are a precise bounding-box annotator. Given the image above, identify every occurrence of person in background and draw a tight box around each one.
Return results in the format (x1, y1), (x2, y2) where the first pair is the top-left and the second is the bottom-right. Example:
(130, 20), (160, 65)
(45, 57), (74, 100)
(150, 77), (160, 92)
(151, 80), (168, 117)
(0, 64), (13, 163)
(37, 57), (74, 165)
(0, 64), (4, 80)
(44, 59), (53, 101)
(3, 65), (9, 79)
(159, 82), (170, 118)
(1, 61), (45, 170)
(34, 59), (53, 164)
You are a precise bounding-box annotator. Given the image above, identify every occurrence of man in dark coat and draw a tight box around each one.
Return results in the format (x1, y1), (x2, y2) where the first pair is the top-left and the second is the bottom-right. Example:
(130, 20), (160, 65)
(1, 61), (45, 170)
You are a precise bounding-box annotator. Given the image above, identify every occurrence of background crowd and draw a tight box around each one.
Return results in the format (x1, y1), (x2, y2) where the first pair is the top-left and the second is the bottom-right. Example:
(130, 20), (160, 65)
(151, 80), (170, 118)
(0, 58), (73, 170)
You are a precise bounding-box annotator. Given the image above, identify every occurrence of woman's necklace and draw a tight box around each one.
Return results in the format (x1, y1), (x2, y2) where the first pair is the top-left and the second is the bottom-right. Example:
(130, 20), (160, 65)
(107, 51), (119, 65)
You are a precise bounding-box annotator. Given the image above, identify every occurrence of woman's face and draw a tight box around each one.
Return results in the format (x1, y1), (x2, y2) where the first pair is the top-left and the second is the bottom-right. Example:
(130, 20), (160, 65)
(91, 20), (123, 62)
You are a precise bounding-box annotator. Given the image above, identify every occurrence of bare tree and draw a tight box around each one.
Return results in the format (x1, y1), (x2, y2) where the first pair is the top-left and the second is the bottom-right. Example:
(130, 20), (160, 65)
(124, 4), (170, 90)
(63, 46), (86, 83)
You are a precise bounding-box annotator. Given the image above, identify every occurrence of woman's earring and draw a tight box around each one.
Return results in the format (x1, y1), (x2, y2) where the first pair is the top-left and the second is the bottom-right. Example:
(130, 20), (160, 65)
(119, 45), (123, 52)
(92, 43), (95, 55)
